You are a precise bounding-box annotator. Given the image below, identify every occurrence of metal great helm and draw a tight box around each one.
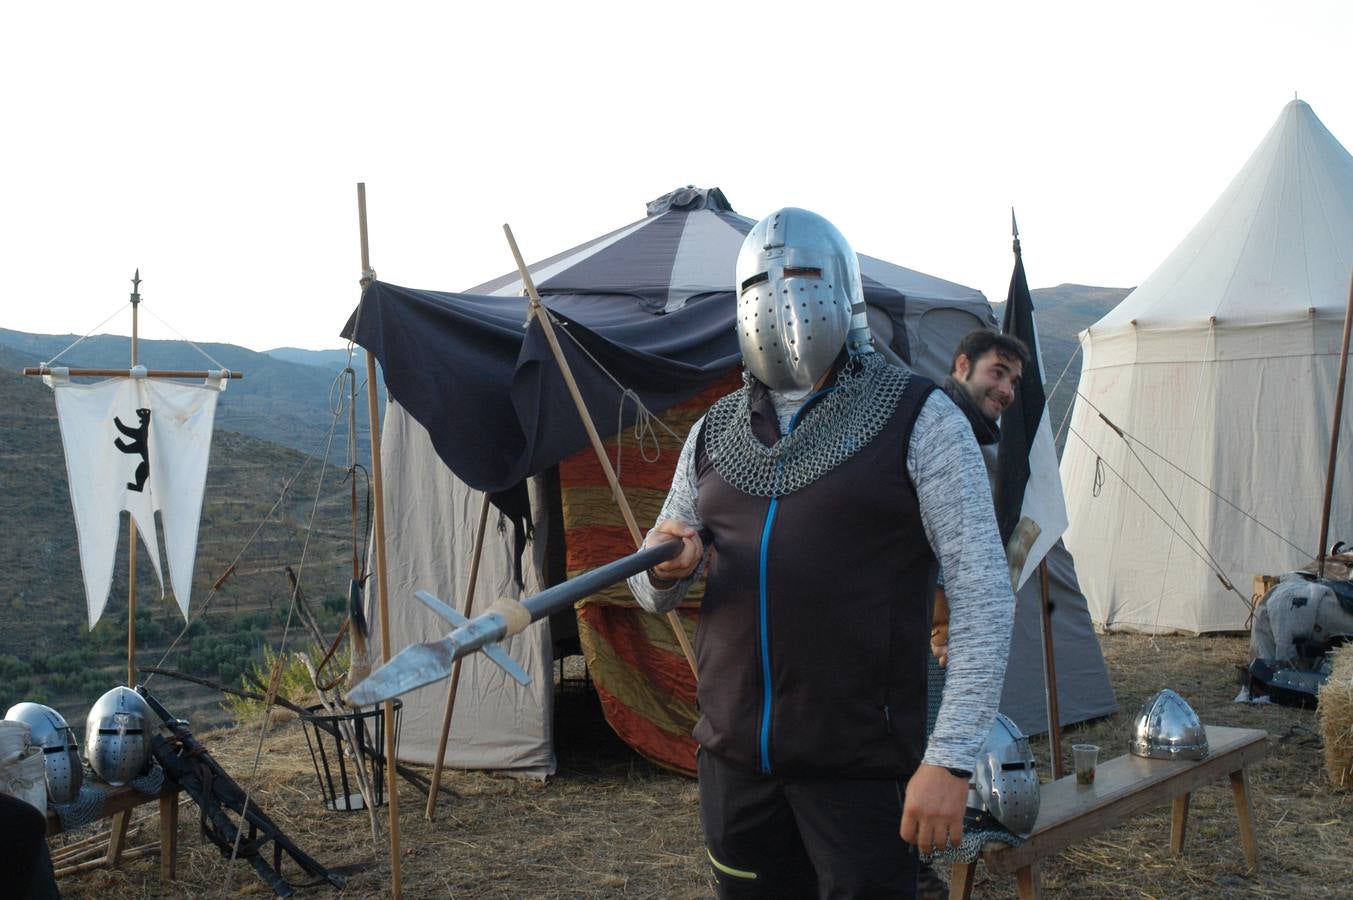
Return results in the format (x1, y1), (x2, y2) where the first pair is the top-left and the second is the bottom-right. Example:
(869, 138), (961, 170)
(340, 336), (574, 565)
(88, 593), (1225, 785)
(964, 713), (1041, 836)
(85, 686), (154, 786)
(4, 702), (83, 803)
(734, 208), (869, 392)
(1130, 689), (1209, 761)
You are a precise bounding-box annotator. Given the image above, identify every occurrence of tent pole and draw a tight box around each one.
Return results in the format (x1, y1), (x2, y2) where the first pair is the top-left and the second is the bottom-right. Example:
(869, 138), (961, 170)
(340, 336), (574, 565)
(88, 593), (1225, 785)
(127, 271), (140, 687)
(1037, 559), (1064, 778)
(503, 224), (699, 681)
(357, 183), (402, 899)
(1316, 267), (1353, 578)
(426, 490), (492, 821)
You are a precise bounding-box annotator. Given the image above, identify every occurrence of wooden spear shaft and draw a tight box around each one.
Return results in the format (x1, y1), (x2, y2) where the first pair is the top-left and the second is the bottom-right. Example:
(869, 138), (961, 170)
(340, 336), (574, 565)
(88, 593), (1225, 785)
(1317, 267), (1353, 578)
(503, 224), (699, 680)
(357, 183), (402, 899)
(1037, 558), (1064, 778)
(426, 491), (492, 820)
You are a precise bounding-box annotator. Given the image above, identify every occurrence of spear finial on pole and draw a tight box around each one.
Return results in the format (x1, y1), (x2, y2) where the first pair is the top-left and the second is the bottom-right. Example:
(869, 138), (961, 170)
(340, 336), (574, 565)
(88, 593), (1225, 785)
(130, 269), (142, 304)
(1011, 207), (1021, 255)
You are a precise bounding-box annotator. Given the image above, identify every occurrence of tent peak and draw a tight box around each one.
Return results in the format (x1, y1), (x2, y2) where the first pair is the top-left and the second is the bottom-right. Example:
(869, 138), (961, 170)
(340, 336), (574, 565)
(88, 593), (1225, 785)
(645, 186), (733, 216)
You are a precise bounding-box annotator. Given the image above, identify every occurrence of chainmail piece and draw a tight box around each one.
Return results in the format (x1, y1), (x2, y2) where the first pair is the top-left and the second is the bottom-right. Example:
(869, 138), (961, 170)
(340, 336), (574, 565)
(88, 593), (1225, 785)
(51, 762), (165, 831)
(918, 826), (1023, 866)
(704, 353), (912, 497)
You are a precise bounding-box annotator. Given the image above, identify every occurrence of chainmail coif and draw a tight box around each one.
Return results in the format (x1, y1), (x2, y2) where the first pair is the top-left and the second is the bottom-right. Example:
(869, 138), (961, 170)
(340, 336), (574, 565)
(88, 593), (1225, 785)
(705, 352), (912, 498)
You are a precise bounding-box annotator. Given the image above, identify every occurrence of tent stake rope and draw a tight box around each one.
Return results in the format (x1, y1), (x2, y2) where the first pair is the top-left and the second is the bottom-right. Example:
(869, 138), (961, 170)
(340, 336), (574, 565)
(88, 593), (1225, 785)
(1067, 423), (1255, 623)
(222, 364), (348, 897)
(1072, 389), (1309, 559)
(504, 223), (699, 680)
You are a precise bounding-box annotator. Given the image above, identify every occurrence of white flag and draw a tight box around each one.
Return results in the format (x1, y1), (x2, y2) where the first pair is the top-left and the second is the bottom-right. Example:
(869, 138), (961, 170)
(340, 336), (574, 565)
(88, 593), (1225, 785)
(48, 370), (225, 627)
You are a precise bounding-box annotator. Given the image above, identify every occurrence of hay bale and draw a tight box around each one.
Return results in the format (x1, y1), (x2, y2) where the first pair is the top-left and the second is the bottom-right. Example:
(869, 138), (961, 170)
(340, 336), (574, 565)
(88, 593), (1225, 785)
(1318, 642), (1353, 790)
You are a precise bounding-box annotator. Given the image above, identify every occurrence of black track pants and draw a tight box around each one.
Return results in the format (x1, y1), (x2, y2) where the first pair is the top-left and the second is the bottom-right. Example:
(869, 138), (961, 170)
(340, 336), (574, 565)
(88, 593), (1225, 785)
(698, 750), (919, 899)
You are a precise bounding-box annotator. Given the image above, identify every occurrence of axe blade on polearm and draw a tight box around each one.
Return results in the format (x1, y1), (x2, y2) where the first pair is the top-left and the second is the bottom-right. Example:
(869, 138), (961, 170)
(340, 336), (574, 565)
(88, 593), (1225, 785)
(346, 540), (683, 707)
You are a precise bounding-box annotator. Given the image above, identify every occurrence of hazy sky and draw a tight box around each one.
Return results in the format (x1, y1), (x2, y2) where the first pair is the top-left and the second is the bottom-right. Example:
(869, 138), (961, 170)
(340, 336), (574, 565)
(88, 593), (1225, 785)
(4, 1), (1351, 352)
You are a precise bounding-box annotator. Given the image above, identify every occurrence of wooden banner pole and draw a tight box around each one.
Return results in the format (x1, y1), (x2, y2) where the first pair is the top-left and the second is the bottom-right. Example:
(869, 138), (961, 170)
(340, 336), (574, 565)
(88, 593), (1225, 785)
(425, 491), (493, 820)
(502, 224), (699, 680)
(357, 183), (402, 899)
(128, 272), (141, 687)
(1037, 559), (1064, 779)
(1316, 267), (1353, 578)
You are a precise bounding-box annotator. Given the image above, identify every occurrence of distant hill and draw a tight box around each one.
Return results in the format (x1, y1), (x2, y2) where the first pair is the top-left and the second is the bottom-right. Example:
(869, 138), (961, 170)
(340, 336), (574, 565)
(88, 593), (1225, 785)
(0, 329), (377, 463)
(993, 283), (1133, 451)
(265, 346), (368, 371)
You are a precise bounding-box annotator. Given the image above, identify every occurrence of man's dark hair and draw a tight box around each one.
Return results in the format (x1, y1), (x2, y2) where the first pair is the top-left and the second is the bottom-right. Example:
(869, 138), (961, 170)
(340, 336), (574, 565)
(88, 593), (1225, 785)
(949, 330), (1031, 375)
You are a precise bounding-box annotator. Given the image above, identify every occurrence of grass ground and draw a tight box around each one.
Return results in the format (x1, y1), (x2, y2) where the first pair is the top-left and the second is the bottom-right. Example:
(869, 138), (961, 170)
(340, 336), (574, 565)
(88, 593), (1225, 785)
(52, 633), (1353, 898)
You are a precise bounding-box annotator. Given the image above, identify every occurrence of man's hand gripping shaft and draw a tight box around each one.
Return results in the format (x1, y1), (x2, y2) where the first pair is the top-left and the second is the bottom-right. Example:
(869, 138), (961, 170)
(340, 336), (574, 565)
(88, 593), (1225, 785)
(644, 519), (704, 585)
(900, 764), (969, 854)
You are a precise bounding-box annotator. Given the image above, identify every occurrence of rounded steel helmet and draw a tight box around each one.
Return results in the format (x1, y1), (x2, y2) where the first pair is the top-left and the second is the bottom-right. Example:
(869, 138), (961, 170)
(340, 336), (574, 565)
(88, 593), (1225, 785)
(964, 713), (1041, 836)
(734, 208), (868, 392)
(1130, 689), (1209, 761)
(4, 702), (82, 803)
(85, 686), (154, 786)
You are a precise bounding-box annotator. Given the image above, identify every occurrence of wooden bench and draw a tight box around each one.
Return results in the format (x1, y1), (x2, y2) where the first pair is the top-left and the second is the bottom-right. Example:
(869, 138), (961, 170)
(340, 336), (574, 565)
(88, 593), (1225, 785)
(950, 725), (1267, 899)
(46, 782), (180, 881)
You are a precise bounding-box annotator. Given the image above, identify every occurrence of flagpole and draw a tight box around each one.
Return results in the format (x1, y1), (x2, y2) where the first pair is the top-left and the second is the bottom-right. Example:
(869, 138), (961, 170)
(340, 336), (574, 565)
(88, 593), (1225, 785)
(357, 183), (402, 899)
(1037, 559), (1064, 778)
(127, 270), (140, 687)
(1315, 266), (1353, 577)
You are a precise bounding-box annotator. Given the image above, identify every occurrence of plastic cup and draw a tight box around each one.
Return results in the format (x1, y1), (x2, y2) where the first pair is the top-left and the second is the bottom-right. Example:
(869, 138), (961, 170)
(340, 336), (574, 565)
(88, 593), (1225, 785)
(1072, 743), (1099, 785)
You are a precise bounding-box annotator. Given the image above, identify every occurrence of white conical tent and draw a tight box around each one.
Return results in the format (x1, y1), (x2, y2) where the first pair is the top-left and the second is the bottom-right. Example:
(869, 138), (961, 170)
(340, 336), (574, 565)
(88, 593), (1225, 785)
(1061, 100), (1353, 634)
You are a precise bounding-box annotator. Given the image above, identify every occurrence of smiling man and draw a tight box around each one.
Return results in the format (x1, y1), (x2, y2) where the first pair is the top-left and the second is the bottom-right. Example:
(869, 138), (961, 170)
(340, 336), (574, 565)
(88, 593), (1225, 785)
(945, 331), (1029, 438)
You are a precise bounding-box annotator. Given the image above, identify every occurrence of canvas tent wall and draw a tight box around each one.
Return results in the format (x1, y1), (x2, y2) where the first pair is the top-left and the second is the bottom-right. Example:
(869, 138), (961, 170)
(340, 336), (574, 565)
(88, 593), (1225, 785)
(1061, 100), (1353, 634)
(345, 186), (1115, 775)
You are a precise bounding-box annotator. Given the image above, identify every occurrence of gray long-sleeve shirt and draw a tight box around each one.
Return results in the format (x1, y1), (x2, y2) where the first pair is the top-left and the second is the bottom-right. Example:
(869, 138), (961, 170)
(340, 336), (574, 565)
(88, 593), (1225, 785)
(627, 386), (1015, 771)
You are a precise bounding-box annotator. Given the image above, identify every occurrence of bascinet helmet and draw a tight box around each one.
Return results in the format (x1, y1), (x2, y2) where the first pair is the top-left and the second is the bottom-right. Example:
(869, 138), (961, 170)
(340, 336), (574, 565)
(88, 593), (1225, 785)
(85, 686), (154, 786)
(4, 702), (82, 803)
(1130, 689), (1209, 761)
(734, 208), (869, 392)
(964, 713), (1041, 836)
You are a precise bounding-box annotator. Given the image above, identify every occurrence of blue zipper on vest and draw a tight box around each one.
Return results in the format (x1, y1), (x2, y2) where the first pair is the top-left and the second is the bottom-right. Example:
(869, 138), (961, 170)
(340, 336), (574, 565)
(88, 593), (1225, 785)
(755, 387), (835, 775)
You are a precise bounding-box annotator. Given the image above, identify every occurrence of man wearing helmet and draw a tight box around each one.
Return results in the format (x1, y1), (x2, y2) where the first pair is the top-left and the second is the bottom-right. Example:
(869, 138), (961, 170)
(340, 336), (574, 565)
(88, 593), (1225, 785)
(629, 209), (1015, 897)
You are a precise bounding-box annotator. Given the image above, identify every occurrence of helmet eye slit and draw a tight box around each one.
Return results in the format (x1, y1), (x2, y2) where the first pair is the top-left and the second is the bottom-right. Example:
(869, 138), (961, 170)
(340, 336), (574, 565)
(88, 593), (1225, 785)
(740, 271), (770, 292)
(783, 266), (822, 278)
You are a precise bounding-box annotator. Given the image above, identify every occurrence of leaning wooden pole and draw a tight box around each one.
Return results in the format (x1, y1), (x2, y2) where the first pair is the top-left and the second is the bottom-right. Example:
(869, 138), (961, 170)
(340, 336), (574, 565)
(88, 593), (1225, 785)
(1316, 267), (1353, 578)
(1037, 559), (1064, 778)
(503, 224), (699, 680)
(425, 491), (493, 820)
(127, 272), (140, 687)
(357, 183), (402, 898)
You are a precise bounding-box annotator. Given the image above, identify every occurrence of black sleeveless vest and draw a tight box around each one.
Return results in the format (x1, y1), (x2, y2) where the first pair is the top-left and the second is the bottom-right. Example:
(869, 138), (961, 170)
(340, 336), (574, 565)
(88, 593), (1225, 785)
(693, 373), (937, 778)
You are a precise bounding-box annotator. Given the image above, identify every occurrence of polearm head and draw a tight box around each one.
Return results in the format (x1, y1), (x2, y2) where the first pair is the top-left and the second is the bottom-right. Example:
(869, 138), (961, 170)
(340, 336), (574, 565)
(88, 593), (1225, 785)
(346, 540), (684, 706)
(130, 269), (142, 305)
(1011, 208), (1021, 255)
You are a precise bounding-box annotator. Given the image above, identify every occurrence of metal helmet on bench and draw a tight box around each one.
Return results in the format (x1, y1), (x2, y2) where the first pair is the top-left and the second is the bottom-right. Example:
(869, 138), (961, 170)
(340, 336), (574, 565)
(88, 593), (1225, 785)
(1130, 689), (1209, 761)
(5, 702), (83, 803)
(734, 208), (872, 393)
(86, 686), (154, 786)
(964, 713), (1041, 836)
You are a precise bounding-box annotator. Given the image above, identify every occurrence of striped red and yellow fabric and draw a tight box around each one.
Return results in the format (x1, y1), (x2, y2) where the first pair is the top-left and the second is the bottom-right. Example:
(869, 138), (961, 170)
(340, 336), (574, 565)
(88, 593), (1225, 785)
(560, 373), (740, 775)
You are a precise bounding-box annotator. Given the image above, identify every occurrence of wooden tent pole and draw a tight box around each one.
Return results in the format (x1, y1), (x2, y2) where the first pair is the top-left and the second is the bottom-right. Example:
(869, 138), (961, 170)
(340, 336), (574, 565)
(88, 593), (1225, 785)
(502, 224), (699, 680)
(425, 491), (493, 820)
(1037, 559), (1064, 778)
(128, 272), (140, 687)
(357, 183), (402, 899)
(1316, 267), (1353, 578)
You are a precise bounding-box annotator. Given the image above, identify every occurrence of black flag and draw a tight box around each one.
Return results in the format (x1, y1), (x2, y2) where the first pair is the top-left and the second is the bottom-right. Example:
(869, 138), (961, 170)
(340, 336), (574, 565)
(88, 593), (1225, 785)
(994, 211), (1067, 588)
